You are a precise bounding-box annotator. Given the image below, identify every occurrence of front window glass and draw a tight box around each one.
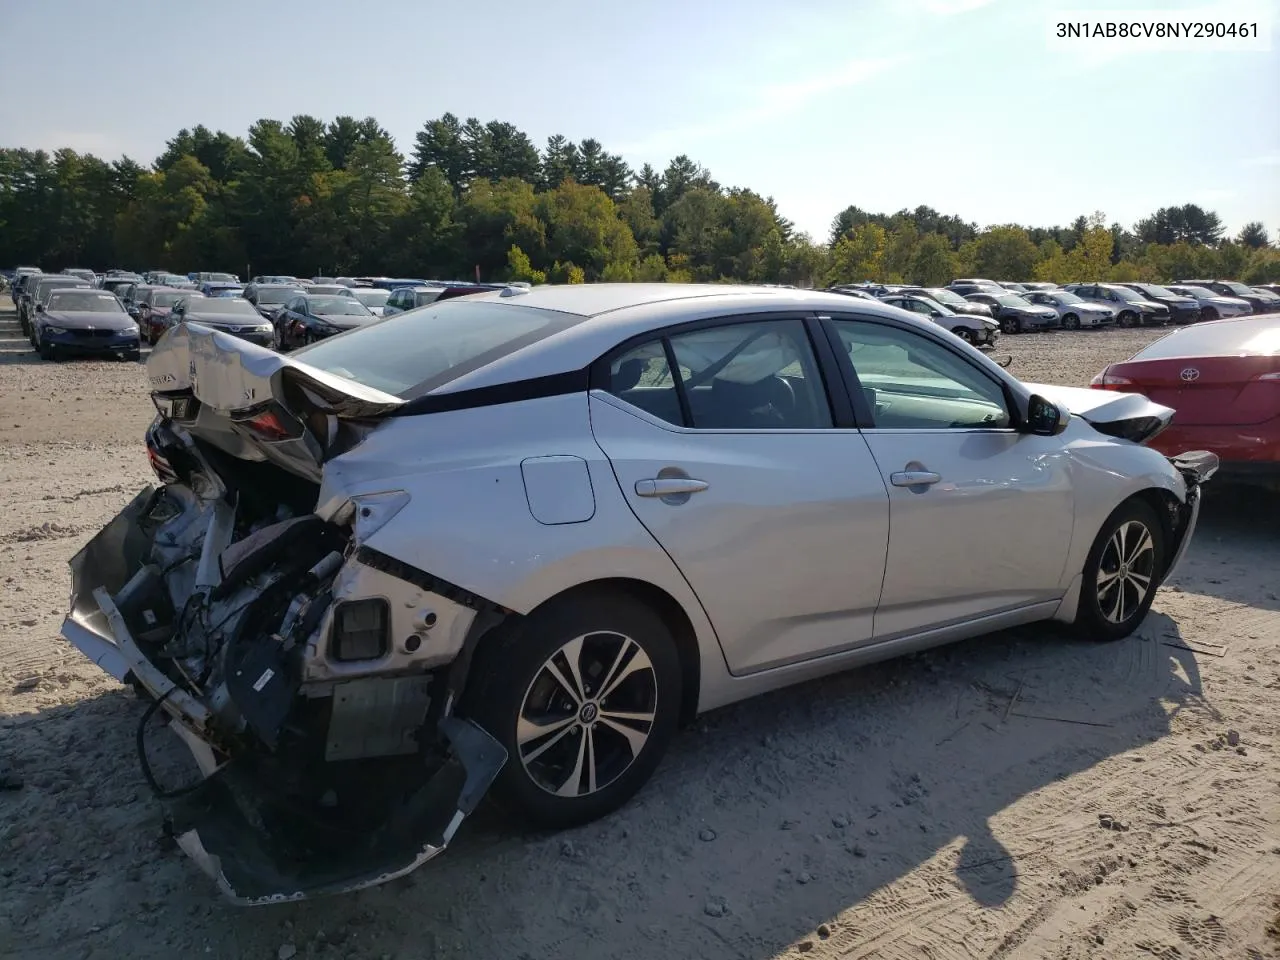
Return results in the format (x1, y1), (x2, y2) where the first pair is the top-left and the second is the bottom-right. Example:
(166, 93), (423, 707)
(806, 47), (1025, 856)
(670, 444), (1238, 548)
(831, 320), (1010, 429)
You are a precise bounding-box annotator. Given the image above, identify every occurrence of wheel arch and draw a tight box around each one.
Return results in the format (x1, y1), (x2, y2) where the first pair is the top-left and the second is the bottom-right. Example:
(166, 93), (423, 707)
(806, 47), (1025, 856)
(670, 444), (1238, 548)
(518, 577), (703, 726)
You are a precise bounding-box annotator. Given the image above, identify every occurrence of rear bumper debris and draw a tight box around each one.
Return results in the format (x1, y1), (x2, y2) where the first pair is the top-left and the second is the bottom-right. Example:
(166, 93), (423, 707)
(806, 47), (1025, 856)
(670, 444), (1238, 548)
(59, 484), (507, 903)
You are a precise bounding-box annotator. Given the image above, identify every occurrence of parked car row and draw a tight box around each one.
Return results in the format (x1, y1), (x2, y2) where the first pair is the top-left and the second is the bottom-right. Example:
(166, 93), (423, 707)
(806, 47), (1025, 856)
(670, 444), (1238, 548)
(827, 276), (1280, 338)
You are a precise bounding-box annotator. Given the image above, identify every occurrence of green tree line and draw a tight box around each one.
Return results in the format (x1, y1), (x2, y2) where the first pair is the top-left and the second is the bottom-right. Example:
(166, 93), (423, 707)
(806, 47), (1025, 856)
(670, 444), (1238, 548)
(2, 114), (1278, 286)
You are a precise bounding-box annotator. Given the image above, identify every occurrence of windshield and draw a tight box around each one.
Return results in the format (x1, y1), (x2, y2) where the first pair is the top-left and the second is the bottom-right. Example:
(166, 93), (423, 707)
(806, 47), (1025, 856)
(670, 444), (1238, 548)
(39, 280), (90, 299)
(310, 296), (371, 317)
(1221, 281), (1255, 296)
(295, 300), (584, 397)
(1134, 316), (1280, 360)
(354, 289), (390, 308)
(1108, 287), (1144, 302)
(189, 299), (259, 317)
(48, 291), (123, 312)
(154, 291), (197, 308)
(254, 288), (295, 305)
(1135, 284), (1177, 298)
(305, 285), (352, 296)
(996, 294), (1033, 308)
(206, 273), (237, 282)
(208, 287), (244, 298)
(1172, 286), (1215, 298)
(924, 288), (966, 306)
(1051, 292), (1084, 305)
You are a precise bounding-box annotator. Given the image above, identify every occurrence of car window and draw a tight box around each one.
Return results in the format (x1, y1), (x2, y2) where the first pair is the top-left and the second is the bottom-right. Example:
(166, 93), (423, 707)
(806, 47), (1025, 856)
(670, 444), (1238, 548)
(607, 318), (832, 430)
(830, 320), (1011, 430)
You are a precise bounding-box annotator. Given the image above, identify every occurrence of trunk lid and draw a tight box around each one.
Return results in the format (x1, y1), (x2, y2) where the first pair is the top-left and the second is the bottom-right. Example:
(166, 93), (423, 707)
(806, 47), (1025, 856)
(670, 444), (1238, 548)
(1107, 356), (1280, 426)
(147, 322), (404, 482)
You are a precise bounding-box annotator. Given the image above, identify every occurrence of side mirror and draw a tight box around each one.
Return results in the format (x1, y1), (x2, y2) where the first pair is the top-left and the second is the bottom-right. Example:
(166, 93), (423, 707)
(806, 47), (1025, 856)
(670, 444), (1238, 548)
(1024, 393), (1068, 436)
(35, 303), (44, 313)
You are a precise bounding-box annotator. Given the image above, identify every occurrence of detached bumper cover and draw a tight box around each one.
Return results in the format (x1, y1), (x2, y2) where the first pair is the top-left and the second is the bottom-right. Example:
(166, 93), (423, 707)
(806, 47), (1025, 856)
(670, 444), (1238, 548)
(170, 716), (505, 905)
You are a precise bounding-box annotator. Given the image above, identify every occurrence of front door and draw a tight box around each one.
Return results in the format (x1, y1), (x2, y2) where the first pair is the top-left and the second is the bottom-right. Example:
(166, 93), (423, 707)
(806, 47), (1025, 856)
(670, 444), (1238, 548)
(589, 315), (890, 675)
(824, 315), (1074, 639)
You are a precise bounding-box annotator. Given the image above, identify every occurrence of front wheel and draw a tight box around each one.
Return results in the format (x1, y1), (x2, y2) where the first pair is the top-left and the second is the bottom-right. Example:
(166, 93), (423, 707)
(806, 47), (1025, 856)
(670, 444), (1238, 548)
(1118, 310), (1138, 328)
(463, 590), (682, 829)
(1074, 499), (1166, 642)
(955, 328), (976, 344)
(1062, 313), (1080, 330)
(1200, 307), (1217, 323)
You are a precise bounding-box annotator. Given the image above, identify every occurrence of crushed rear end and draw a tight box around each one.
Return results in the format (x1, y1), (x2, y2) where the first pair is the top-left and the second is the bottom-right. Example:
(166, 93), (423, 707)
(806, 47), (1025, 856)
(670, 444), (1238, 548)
(60, 324), (507, 904)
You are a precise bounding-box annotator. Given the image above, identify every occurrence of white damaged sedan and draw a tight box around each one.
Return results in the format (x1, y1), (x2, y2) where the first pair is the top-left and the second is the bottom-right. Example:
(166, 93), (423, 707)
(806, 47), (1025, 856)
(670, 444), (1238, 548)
(61, 284), (1217, 903)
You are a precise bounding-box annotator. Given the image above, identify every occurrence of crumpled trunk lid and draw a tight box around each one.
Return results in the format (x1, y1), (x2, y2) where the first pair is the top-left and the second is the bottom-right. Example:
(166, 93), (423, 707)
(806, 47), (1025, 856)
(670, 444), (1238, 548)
(148, 322), (404, 482)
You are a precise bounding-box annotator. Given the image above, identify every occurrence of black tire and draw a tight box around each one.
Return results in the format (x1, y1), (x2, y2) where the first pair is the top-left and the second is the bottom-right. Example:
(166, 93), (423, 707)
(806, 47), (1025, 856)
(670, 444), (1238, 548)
(1118, 310), (1138, 328)
(955, 328), (975, 344)
(126, 350), (141, 362)
(1200, 307), (1217, 323)
(1062, 313), (1080, 330)
(37, 334), (54, 362)
(1073, 499), (1166, 642)
(462, 589), (682, 829)
(1000, 316), (1018, 335)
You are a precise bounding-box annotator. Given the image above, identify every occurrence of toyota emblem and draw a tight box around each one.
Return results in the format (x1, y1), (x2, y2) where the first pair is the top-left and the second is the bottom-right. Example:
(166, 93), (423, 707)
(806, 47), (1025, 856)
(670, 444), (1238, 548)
(1180, 367), (1200, 382)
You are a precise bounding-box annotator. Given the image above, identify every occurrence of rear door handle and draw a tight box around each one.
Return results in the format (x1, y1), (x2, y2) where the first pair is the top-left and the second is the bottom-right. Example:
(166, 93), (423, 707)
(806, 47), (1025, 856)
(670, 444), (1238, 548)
(635, 478), (709, 497)
(890, 470), (941, 487)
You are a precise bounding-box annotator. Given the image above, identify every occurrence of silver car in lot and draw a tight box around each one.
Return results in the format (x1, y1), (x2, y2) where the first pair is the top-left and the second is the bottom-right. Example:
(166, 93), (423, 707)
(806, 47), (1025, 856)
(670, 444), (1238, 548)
(1165, 285), (1254, 322)
(1022, 289), (1117, 329)
(60, 285), (1216, 904)
(878, 293), (1001, 346)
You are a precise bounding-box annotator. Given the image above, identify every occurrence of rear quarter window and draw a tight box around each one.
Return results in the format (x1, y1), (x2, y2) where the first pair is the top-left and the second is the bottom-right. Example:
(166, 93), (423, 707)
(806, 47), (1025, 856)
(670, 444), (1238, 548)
(292, 300), (585, 398)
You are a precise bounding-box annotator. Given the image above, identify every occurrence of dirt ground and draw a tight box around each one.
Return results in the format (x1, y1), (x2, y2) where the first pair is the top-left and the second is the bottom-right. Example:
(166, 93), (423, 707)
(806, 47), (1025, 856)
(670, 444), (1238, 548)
(1, 308), (1277, 960)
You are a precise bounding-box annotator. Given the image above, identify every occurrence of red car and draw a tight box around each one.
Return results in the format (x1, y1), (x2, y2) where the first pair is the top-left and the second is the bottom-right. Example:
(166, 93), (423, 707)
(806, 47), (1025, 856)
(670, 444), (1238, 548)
(1091, 315), (1280, 485)
(139, 287), (205, 345)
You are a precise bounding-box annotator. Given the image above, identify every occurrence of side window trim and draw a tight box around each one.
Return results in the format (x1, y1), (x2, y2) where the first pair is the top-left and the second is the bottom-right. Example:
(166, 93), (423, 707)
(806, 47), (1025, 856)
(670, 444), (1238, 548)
(819, 313), (1020, 432)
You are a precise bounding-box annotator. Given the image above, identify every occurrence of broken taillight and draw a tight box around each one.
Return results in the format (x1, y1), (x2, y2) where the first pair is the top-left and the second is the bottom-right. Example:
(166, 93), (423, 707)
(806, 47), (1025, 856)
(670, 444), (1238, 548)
(231, 401), (304, 442)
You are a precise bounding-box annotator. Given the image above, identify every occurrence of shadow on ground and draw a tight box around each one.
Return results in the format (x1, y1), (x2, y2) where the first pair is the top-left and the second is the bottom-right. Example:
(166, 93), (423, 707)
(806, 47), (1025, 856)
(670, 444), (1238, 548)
(2, 607), (1216, 960)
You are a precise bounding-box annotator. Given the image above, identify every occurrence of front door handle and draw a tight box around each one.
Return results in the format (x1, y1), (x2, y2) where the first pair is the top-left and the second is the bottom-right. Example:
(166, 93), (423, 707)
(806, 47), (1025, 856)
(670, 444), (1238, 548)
(635, 477), (709, 498)
(890, 470), (941, 487)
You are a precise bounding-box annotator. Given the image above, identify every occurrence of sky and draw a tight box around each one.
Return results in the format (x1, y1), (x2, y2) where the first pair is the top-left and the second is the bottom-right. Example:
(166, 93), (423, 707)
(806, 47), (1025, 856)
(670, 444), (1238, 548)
(2, 0), (1278, 243)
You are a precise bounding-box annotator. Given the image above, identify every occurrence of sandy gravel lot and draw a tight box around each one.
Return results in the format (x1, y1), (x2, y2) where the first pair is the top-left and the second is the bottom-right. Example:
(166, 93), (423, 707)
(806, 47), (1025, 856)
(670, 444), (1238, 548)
(1, 309), (1277, 960)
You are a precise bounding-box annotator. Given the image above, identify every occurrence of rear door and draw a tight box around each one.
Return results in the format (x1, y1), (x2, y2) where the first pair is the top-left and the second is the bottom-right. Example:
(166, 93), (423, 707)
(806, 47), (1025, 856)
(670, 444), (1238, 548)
(589, 314), (891, 675)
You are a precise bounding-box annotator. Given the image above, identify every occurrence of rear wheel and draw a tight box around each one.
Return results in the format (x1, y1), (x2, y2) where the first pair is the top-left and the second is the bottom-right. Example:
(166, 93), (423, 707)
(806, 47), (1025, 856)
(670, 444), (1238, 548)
(1200, 307), (1217, 322)
(1062, 313), (1080, 330)
(1074, 499), (1165, 642)
(463, 590), (682, 829)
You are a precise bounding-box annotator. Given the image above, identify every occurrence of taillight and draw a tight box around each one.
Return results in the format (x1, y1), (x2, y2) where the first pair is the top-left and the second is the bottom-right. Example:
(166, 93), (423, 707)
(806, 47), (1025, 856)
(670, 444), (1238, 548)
(231, 401), (304, 442)
(1090, 371), (1133, 390)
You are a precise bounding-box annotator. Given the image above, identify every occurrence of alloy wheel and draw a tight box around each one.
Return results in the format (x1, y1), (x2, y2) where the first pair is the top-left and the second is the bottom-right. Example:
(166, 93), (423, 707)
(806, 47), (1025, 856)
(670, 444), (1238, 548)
(517, 631), (658, 797)
(1096, 519), (1156, 624)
